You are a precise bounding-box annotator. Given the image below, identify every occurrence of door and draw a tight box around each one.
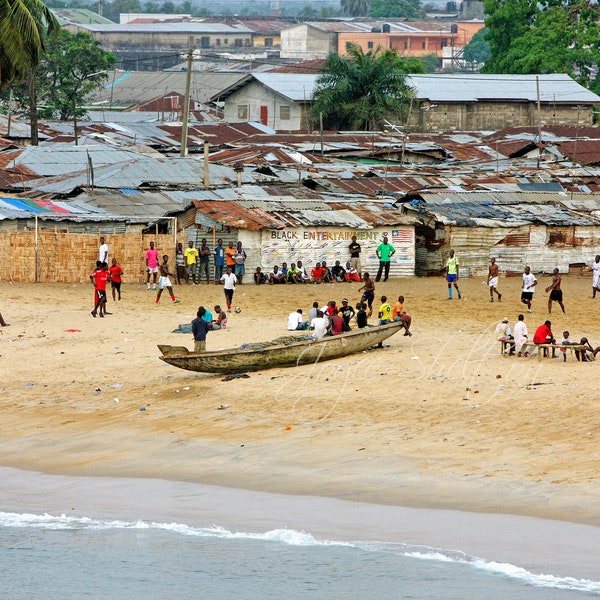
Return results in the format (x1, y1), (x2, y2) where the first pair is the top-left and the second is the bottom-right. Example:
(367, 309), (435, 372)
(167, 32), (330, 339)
(260, 105), (268, 126)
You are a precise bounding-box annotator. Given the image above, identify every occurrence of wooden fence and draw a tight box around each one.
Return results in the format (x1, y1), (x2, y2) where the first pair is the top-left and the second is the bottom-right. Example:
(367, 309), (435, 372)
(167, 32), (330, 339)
(0, 231), (176, 283)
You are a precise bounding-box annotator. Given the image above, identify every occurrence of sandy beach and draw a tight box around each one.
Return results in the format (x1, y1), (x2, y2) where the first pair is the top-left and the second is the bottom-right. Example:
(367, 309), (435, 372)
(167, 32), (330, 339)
(1, 273), (599, 535)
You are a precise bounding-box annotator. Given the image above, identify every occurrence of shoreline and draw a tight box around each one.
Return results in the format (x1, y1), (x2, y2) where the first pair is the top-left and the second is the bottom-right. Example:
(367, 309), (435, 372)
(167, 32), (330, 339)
(1, 277), (600, 551)
(1, 466), (600, 582)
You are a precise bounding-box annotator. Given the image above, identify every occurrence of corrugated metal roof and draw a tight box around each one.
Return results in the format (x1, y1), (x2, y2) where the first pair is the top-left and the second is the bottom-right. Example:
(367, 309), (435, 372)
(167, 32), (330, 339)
(234, 73), (600, 105)
(73, 22), (253, 33)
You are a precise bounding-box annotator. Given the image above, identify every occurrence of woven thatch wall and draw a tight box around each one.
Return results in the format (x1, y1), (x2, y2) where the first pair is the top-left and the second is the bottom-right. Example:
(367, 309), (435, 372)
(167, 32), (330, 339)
(0, 231), (176, 283)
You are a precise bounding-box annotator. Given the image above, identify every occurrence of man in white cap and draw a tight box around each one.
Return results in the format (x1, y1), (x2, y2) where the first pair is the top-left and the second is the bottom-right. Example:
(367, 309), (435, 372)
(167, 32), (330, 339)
(495, 316), (514, 354)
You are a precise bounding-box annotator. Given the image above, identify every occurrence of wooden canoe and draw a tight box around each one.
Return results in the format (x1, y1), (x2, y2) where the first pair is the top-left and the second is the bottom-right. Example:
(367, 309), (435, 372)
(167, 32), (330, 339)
(158, 321), (405, 374)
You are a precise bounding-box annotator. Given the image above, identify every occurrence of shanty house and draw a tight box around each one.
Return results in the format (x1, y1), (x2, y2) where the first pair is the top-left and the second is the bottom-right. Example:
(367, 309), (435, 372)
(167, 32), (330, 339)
(403, 191), (600, 276)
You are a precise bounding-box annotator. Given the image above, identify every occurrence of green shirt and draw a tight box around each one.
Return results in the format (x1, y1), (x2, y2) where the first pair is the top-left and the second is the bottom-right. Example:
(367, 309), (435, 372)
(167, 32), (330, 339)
(377, 243), (395, 262)
(446, 256), (459, 275)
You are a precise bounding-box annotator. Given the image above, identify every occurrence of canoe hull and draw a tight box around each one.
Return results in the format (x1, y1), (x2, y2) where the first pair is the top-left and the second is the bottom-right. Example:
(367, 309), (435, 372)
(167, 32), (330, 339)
(158, 322), (405, 374)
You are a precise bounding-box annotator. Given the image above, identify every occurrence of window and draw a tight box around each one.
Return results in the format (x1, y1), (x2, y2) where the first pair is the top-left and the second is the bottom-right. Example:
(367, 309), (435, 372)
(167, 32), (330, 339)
(200, 36), (210, 48)
(422, 41), (426, 49)
(368, 41), (374, 49)
(235, 38), (243, 47)
(216, 38), (221, 47)
(280, 106), (290, 120)
(224, 38), (229, 44)
(441, 39), (447, 48)
(265, 38), (273, 47)
(238, 105), (248, 120)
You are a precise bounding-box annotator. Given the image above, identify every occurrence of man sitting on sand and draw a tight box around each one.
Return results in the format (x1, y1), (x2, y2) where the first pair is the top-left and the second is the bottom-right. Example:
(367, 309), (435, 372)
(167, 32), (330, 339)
(212, 305), (228, 329)
(254, 267), (267, 285)
(269, 265), (286, 284)
(331, 261), (346, 282)
(311, 262), (325, 284)
(309, 310), (328, 340)
(345, 262), (361, 282)
(288, 308), (309, 331)
(575, 337), (600, 362)
(287, 263), (302, 284)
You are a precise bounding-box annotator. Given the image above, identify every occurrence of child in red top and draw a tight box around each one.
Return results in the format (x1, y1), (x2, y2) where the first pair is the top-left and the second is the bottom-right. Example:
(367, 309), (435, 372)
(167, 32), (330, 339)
(90, 262), (109, 318)
(109, 258), (124, 301)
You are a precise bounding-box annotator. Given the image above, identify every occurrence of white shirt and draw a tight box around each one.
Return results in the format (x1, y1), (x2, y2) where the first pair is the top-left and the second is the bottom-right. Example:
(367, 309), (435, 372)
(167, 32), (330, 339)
(99, 243), (109, 263)
(220, 273), (237, 290)
(522, 273), (537, 293)
(287, 311), (303, 330)
(310, 317), (328, 340)
(513, 320), (528, 348)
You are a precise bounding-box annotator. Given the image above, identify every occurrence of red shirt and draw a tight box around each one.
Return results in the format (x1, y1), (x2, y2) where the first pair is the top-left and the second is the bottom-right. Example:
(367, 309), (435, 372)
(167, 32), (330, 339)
(93, 269), (110, 291)
(312, 267), (325, 279)
(533, 324), (553, 344)
(109, 264), (123, 283)
(330, 315), (344, 335)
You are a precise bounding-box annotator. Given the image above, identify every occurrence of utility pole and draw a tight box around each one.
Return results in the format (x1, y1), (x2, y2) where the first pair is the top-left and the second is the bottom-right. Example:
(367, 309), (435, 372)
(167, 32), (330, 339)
(536, 76), (542, 169)
(180, 49), (192, 158)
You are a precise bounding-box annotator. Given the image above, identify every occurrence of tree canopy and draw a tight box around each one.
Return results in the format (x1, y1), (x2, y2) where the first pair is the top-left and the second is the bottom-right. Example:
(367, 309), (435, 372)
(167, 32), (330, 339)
(368, 0), (424, 19)
(463, 27), (490, 66)
(0, 0), (59, 88)
(311, 45), (421, 131)
(36, 30), (116, 120)
(482, 0), (600, 91)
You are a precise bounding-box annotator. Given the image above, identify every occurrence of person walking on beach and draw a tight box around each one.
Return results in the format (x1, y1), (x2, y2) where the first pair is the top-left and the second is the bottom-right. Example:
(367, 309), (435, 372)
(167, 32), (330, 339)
(90, 262), (109, 318)
(487, 257), (502, 302)
(192, 307), (211, 352)
(592, 255), (600, 298)
(155, 255), (181, 304)
(445, 249), (461, 300)
(98, 236), (109, 264)
(349, 235), (362, 277)
(109, 258), (123, 301)
(358, 272), (375, 316)
(521, 266), (537, 312)
(145, 241), (159, 290)
(220, 265), (237, 311)
(546, 268), (566, 315)
(375, 235), (395, 282)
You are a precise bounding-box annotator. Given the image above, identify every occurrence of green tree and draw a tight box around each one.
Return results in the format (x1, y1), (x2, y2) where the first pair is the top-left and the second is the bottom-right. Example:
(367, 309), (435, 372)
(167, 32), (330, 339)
(340, 0), (368, 17)
(368, 0), (424, 18)
(311, 45), (421, 131)
(36, 30), (116, 120)
(463, 27), (490, 65)
(482, 0), (600, 89)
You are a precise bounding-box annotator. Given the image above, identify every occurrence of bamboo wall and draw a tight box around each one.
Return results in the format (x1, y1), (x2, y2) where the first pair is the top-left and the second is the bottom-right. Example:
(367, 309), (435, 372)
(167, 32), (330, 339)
(0, 231), (176, 283)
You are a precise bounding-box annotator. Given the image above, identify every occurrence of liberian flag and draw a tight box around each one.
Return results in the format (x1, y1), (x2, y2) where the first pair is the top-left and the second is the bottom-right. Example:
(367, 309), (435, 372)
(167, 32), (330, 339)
(392, 229), (412, 244)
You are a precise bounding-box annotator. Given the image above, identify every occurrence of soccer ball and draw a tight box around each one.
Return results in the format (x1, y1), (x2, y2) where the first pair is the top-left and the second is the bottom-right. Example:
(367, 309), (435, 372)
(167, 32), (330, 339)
(234, 306), (242, 313)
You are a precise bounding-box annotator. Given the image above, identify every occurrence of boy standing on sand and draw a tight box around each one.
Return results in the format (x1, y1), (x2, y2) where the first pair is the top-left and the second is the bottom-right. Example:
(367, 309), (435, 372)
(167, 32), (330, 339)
(358, 272), (375, 316)
(155, 255), (181, 304)
(192, 307), (211, 352)
(109, 258), (123, 301)
(445, 249), (461, 300)
(145, 241), (159, 290)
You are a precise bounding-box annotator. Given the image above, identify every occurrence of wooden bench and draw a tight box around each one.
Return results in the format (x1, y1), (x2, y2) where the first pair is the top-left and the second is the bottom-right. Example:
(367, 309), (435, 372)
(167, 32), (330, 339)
(500, 340), (586, 362)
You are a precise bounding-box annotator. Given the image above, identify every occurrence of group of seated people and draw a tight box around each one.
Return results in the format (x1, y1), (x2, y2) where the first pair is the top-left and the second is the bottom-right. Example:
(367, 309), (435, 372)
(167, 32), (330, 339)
(255, 260), (362, 285)
(496, 316), (599, 361)
(197, 304), (228, 329)
(287, 295), (412, 341)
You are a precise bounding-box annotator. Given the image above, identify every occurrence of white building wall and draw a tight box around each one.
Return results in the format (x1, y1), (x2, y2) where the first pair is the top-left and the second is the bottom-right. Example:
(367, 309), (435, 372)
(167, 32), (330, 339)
(223, 81), (304, 130)
(281, 24), (334, 59)
(259, 225), (415, 277)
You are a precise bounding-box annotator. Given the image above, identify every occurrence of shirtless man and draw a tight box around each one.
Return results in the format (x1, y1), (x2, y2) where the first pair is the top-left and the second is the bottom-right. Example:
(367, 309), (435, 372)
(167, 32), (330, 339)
(545, 268), (566, 315)
(358, 272), (375, 316)
(155, 255), (181, 304)
(487, 257), (502, 302)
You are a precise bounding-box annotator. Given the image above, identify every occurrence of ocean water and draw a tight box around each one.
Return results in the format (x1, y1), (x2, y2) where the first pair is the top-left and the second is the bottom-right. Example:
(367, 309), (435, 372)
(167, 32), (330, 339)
(1, 511), (599, 600)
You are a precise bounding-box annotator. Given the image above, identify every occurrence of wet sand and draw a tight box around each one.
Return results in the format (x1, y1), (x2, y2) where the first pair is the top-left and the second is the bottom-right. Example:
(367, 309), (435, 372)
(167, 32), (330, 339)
(1, 274), (599, 538)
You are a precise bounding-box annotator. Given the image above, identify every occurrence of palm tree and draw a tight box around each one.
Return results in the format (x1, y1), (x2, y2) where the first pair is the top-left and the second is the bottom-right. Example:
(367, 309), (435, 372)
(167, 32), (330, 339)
(0, 0), (59, 144)
(311, 45), (419, 131)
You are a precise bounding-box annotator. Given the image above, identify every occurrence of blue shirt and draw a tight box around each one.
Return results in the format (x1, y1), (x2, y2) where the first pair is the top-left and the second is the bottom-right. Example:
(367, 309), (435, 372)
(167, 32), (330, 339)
(202, 310), (213, 323)
(192, 317), (210, 341)
(214, 245), (225, 266)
